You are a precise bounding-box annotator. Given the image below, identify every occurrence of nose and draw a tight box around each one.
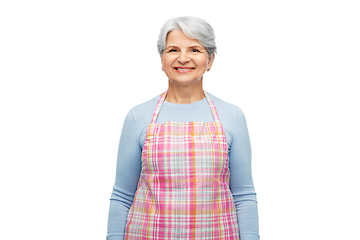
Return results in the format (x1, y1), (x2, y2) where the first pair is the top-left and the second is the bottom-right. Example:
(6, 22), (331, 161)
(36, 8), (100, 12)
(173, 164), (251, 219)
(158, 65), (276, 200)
(178, 51), (189, 64)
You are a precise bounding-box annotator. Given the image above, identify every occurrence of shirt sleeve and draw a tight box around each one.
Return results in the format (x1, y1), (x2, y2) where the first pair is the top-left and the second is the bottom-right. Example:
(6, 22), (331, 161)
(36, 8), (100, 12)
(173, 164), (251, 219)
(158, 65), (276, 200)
(229, 107), (260, 240)
(107, 110), (142, 240)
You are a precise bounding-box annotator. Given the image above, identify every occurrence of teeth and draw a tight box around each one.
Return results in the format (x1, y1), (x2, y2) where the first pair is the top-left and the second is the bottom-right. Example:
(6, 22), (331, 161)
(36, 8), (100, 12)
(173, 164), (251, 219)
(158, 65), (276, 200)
(176, 68), (192, 71)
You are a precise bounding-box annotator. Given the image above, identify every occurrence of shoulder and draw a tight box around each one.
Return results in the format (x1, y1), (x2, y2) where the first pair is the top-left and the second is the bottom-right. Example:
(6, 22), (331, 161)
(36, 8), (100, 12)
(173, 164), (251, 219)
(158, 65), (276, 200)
(122, 94), (160, 145)
(207, 92), (247, 144)
(126, 94), (160, 123)
(207, 92), (245, 121)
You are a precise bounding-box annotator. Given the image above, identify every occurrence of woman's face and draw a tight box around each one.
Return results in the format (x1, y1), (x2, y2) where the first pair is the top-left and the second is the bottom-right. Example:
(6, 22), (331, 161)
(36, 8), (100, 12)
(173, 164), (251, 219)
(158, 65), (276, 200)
(161, 30), (214, 86)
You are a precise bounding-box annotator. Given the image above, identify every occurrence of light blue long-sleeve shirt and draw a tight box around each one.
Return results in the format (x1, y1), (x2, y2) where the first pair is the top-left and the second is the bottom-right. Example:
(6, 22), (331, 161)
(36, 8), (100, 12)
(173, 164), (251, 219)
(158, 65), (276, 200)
(107, 92), (259, 240)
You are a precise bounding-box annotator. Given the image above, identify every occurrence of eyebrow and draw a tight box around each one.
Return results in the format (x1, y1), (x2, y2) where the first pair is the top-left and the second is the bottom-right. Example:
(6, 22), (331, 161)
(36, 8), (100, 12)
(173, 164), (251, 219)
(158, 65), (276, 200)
(165, 45), (177, 49)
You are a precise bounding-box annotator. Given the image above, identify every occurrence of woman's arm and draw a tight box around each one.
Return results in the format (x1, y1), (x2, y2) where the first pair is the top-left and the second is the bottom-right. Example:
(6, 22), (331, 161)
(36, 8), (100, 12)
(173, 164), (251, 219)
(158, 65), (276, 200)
(229, 107), (260, 240)
(107, 110), (142, 240)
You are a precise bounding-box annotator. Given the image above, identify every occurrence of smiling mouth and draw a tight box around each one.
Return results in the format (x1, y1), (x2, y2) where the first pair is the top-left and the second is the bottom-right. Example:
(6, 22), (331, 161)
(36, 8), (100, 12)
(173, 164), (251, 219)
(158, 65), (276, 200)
(174, 67), (194, 72)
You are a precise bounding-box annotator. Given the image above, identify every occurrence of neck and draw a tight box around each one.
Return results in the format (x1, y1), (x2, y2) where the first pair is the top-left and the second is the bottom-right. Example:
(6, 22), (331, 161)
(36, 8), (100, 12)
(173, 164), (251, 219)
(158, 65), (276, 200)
(165, 79), (205, 104)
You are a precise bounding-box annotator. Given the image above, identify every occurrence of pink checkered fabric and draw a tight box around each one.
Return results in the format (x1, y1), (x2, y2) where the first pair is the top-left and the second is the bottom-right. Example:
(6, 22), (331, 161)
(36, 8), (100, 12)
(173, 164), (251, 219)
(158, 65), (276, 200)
(125, 91), (239, 239)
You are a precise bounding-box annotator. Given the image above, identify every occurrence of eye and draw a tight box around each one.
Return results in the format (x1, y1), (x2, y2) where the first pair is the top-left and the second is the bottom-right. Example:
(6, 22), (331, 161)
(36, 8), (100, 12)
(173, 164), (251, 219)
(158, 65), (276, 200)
(168, 49), (178, 52)
(191, 49), (200, 53)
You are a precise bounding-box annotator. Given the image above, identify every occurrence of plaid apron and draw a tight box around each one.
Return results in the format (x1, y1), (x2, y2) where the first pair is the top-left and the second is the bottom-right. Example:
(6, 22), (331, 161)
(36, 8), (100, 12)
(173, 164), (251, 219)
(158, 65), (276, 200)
(125, 91), (240, 239)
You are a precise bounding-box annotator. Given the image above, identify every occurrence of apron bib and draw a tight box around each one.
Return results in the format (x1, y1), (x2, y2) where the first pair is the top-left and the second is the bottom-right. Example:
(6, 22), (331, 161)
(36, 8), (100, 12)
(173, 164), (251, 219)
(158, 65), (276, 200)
(125, 91), (239, 239)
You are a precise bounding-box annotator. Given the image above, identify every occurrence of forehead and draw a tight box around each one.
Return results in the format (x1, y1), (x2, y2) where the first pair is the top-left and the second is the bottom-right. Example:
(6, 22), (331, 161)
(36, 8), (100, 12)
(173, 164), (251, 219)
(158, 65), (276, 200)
(166, 30), (203, 47)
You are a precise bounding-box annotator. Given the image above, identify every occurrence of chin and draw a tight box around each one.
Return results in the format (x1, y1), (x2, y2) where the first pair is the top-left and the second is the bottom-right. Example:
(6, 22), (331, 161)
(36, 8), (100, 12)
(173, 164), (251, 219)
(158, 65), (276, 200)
(170, 78), (202, 86)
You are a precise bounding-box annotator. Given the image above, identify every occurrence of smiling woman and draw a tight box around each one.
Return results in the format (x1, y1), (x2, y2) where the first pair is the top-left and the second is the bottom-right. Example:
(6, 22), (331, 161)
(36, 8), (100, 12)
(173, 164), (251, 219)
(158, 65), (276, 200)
(161, 30), (214, 93)
(107, 16), (260, 240)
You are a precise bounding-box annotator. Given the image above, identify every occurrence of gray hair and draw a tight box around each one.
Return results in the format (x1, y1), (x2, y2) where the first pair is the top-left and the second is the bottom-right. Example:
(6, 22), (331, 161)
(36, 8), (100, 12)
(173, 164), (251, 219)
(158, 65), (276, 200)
(157, 16), (217, 57)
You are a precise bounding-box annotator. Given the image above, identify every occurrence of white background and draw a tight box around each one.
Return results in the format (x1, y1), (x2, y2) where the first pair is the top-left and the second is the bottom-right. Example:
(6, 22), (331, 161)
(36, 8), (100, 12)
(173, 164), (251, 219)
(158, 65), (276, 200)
(1, 0), (359, 239)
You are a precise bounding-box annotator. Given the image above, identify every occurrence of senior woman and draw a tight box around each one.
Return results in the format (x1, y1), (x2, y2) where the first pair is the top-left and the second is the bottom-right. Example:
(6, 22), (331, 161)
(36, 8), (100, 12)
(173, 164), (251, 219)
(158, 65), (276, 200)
(107, 16), (259, 240)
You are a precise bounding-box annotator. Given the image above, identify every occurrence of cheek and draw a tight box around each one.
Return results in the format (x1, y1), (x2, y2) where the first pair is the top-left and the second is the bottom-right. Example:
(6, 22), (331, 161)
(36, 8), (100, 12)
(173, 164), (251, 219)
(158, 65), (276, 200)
(162, 57), (174, 68)
(194, 55), (209, 65)
(198, 58), (209, 68)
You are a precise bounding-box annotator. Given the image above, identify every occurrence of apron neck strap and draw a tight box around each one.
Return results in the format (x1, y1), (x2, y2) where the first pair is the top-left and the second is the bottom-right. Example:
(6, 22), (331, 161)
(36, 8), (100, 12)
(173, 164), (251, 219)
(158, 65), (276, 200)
(204, 91), (221, 123)
(150, 91), (168, 124)
(150, 90), (221, 124)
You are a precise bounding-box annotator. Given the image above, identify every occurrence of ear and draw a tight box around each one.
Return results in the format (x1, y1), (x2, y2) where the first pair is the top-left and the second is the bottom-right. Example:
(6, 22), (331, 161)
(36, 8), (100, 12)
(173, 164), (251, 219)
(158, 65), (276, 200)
(160, 54), (164, 71)
(207, 53), (215, 71)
